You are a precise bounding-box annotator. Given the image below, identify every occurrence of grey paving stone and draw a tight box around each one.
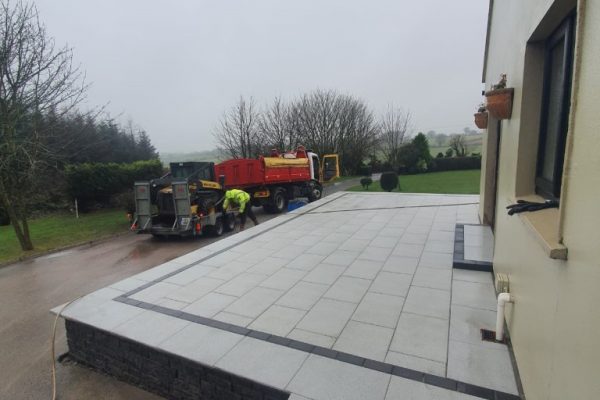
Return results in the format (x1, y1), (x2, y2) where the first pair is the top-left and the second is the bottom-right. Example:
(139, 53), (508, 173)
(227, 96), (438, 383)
(390, 312), (448, 363)
(212, 311), (253, 327)
(165, 277), (226, 303)
(333, 321), (393, 361)
(276, 281), (329, 311)
(447, 340), (518, 395)
(240, 247), (278, 263)
(370, 236), (399, 248)
(352, 292), (404, 328)
(287, 328), (336, 348)
(324, 277), (371, 303)
(385, 351), (446, 376)
(428, 230), (456, 242)
(302, 264), (346, 285)
(108, 277), (148, 292)
(155, 298), (190, 310)
(424, 240), (455, 254)
(206, 260), (255, 280)
(247, 256), (289, 275)
(113, 311), (190, 346)
(295, 298), (357, 337)
(358, 246), (392, 262)
(248, 305), (307, 336)
(260, 268), (307, 291)
(164, 265), (216, 285)
(214, 272), (268, 296)
(391, 243), (425, 258)
(306, 241), (340, 256)
(400, 233), (429, 245)
(293, 234), (324, 247)
(59, 297), (145, 331)
(382, 255), (420, 275)
(159, 322), (243, 365)
(130, 282), (181, 303)
(181, 292), (238, 317)
(344, 259), (384, 280)
(287, 354), (391, 400)
(451, 280), (497, 311)
(338, 238), (370, 252)
(322, 250), (360, 266)
(403, 286), (451, 320)
(216, 337), (308, 388)
(449, 304), (498, 345)
(224, 287), (285, 318)
(285, 253), (326, 271)
(452, 269), (494, 284)
(418, 251), (453, 269)
(272, 244), (312, 260)
(405, 225), (432, 234)
(379, 227), (406, 238)
(412, 267), (452, 291)
(370, 272), (412, 297)
(321, 232), (353, 244)
(385, 376), (477, 400)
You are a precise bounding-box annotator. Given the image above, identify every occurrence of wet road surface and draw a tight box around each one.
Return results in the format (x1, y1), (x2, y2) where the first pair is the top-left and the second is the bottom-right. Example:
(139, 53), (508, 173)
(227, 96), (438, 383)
(0, 178), (361, 400)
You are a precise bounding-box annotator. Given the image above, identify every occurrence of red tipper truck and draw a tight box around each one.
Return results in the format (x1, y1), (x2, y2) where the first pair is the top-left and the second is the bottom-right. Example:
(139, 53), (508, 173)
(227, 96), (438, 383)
(215, 146), (339, 213)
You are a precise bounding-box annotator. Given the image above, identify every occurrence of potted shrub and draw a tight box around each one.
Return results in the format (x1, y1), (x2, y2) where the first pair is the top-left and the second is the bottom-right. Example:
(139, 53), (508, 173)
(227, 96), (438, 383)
(485, 74), (514, 119)
(474, 103), (488, 129)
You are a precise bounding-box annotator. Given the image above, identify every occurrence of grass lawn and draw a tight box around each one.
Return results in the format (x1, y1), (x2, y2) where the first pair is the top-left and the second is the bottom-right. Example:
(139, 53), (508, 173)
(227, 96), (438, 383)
(0, 209), (129, 264)
(348, 170), (481, 195)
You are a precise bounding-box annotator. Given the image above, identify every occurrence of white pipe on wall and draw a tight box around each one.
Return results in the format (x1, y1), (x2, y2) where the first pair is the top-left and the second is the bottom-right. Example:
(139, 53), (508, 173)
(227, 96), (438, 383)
(496, 292), (513, 341)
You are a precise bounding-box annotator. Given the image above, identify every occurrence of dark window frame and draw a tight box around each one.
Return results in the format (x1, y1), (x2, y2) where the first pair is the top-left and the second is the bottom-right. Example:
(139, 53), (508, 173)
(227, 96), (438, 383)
(535, 13), (576, 199)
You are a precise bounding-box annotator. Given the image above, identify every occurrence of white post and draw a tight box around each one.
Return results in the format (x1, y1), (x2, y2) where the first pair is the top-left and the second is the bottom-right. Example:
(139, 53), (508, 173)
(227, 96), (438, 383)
(75, 198), (79, 219)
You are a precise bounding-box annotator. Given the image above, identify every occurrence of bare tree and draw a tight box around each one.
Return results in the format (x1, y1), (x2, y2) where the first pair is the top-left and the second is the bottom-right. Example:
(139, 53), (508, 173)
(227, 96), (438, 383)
(258, 97), (298, 152)
(213, 96), (261, 158)
(0, 0), (87, 250)
(379, 105), (411, 170)
(449, 134), (468, 157)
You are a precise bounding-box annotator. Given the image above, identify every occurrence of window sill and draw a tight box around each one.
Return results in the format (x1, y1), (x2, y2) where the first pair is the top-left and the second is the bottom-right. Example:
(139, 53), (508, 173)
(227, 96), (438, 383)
(514, 195), (568, 260)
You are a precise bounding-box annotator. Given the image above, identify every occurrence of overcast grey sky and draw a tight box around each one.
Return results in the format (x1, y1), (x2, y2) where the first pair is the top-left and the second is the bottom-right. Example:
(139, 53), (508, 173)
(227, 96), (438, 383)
(35, 0), (488, 153)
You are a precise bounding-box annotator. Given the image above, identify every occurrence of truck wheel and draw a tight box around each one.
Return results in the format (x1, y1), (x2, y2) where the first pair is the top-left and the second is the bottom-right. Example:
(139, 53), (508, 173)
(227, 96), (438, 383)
(272, 189), (287, 213)
(308, 183), (323, 202)
(224, 213), (236, 232)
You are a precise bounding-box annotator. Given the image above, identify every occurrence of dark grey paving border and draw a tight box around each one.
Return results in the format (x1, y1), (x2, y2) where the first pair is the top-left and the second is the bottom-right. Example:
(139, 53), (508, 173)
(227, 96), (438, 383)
(86, 195), (519, 400)
(453, 224), (494, 272)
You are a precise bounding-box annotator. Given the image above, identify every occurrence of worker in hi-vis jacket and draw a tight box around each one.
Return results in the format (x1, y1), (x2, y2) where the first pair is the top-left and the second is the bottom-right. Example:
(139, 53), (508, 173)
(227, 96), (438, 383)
(223, 189), (259, 231)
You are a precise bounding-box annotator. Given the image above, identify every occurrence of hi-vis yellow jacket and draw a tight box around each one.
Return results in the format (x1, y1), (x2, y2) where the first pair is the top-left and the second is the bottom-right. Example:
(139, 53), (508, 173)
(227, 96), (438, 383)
(223, 189), (251, 212)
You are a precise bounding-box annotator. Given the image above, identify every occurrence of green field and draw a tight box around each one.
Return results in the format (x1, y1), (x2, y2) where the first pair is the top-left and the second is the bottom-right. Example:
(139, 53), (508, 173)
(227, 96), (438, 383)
(0, 209), (129, 264)
(429, 134), (482, 157)
(348, 170), (481, 195)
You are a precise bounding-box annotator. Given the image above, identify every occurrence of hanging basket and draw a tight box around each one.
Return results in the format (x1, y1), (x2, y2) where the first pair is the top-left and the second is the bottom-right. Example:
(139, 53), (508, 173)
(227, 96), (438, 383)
(474, 112), (488, 129)
(485, 88), (514, 119)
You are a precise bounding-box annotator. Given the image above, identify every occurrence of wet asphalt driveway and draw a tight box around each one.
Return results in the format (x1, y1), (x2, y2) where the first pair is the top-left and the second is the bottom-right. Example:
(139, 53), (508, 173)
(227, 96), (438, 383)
(0, 178), (361, 400)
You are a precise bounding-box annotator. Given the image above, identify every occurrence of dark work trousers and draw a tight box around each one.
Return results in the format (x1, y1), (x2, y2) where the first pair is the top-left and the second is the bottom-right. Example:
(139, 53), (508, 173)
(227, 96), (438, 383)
(240, 206), (258, 226)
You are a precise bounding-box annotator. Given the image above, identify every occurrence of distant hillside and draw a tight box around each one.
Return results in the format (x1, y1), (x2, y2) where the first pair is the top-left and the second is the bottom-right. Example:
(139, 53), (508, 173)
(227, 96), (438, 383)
(160, 149), (224, 166)
(429, 133), (482, 156)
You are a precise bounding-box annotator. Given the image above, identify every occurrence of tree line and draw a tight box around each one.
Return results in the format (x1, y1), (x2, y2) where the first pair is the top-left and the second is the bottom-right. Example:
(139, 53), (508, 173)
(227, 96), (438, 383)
(213, 91), (411, 175)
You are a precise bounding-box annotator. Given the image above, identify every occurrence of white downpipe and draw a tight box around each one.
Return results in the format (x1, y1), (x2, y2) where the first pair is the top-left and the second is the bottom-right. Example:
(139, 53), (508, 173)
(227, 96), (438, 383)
(496, 292), (513, 341)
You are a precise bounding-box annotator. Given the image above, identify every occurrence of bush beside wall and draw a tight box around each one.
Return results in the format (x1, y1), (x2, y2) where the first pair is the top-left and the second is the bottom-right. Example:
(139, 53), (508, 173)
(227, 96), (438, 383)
(428, 156), (481, 172)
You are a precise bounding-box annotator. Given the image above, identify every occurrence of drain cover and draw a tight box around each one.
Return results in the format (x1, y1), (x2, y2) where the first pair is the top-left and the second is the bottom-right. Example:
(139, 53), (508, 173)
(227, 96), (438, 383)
(481, 328), (507, 344)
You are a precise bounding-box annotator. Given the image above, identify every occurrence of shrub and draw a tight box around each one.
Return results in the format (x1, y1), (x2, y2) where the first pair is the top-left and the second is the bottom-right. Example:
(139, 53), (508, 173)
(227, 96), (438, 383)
(380, 171), (399, 192)
(445, 148), (454, 158)
(436, 152), (444, 158)
(397, 143), (420, 173)
(360, 177), (373, 190)
(412, 133), (432, 166)
(66, 159), (163, 210)
(429, 156), (481, 172)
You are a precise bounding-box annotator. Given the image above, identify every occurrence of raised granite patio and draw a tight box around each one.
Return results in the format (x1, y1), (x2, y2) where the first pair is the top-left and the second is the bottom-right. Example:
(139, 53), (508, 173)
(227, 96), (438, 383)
(53, 192), (520, 400)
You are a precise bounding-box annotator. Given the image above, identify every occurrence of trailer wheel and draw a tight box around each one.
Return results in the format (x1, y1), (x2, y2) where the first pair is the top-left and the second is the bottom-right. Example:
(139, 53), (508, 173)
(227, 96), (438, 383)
(224, 213), (236, 232)
(208, 217), (224, 236)
(308, 183), (323, 202)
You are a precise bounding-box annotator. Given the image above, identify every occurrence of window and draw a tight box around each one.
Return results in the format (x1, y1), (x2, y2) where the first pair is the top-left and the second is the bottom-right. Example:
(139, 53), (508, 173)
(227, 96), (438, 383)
(536, 13), (576, 199)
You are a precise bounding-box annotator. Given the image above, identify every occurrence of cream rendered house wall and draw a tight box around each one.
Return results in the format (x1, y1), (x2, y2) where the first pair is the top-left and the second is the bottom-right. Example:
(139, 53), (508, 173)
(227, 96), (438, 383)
(481, 1), (600, 399)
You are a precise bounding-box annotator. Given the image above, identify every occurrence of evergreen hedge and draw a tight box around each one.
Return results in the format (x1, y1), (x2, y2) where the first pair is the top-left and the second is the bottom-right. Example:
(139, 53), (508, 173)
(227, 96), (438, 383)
(65, 159), (163, 210)
(428, 156), (481, 172)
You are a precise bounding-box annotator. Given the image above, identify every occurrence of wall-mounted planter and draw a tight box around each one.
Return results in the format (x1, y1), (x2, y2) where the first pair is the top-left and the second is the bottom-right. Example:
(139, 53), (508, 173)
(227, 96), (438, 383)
(485, 88), (514, 119)
(474, 112), (488, 129)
